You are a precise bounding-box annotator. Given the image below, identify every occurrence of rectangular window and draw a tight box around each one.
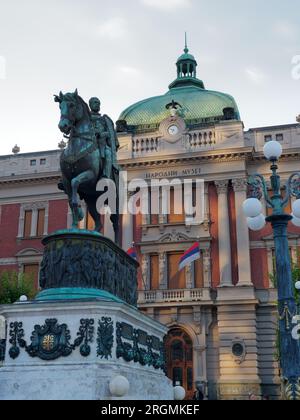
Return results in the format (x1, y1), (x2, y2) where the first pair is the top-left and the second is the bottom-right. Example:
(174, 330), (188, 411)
(149, 189), (159, 225)
(150, 255), (159, 290)
(40, 158), (46, 165)
(24, 210), (33, 238)
(37, 208), (45, 237)
(168, 253), (186, 290)
(264, 135), (272, 143)
(168, 188), (185, 224)
(30, 160), (37, 166)
(276, 134), (284, 142)
(24, 264), (40, 290)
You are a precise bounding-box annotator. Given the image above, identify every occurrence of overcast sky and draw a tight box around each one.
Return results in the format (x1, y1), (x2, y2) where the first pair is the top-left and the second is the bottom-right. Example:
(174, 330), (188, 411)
(0, 0), (299, 155)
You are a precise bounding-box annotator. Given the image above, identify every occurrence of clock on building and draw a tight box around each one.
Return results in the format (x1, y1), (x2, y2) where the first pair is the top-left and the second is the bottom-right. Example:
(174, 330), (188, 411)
(168, 125), (179, 136)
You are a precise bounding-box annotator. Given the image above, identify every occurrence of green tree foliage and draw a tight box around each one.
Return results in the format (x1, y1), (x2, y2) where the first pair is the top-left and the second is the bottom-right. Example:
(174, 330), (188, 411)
(0, 271), (37, 304)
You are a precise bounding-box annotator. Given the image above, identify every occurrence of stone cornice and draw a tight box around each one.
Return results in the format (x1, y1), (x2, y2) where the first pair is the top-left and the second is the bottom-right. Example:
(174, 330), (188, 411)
(137, 237), (212, 248)
(0, 173), (61, 186)
(251, 149), (300, 162)
(119, 147), (254, 169)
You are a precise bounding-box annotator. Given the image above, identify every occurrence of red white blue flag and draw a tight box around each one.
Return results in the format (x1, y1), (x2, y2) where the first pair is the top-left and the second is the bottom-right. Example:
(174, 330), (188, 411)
(127, 247), (137, 260)
(179, 243), (201, 271)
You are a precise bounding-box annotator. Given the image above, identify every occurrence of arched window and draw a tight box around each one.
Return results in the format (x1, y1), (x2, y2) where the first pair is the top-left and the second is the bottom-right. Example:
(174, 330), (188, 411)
(165, 328), (194, 400)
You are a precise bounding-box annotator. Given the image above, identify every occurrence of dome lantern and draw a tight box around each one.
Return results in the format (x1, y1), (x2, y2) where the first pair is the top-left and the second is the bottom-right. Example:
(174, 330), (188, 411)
(170, 34), (205, 90)
(176, 33), (197, 79)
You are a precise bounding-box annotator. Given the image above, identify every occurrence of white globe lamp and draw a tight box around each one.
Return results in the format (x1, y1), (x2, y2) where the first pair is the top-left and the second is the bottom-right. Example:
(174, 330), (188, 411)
(174, 386), (186, 401)
(292, 200), (300, 219)
(295, 281), (300, 291)
(263, 141), (283, 161)
(247, 214), (266, 231)
(243, 198), (263, 218)
(19, 295), (28, 302)
(292, 214), (300, 227)
(109, 376), (130, 398)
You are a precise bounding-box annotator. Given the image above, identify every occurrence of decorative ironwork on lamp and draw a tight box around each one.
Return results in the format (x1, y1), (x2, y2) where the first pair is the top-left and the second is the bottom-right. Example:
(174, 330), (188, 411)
(244, 140), (300, 400)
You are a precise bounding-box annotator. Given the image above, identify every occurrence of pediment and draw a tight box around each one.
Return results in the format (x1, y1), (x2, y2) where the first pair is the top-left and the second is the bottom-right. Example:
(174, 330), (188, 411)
(16, 248), (42, 257)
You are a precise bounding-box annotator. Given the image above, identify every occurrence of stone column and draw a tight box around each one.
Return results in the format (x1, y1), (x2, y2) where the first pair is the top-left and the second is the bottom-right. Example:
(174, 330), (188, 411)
(159, 253), (167, 290)
(104, 211), (115, 242)
(122, 211), (133, 251)
(215, 181), (232, 287)
(141, 254), (150, 290)
(67, 207), (73, 229)
(203, 249), (212, 288)
(17, 206), (25, 238)
(232, 179), (252, 286)
(186, 264), (194, 289)
(44, 204), (49, 236)
(142, 186), (150, 225)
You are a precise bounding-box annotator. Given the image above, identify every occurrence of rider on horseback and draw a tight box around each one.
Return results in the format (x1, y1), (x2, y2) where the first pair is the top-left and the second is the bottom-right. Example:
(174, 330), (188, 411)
(89, 97), (120, 179)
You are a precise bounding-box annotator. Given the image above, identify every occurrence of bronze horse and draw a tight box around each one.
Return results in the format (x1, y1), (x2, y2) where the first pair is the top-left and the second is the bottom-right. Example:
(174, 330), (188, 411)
(54, 90), (119, 243)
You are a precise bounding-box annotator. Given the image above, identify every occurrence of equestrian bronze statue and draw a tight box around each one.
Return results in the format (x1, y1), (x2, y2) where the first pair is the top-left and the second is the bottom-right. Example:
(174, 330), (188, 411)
(54, 90), (120, 243)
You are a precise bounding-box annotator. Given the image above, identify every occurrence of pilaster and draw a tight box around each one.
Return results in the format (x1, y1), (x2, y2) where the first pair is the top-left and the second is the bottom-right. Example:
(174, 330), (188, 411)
(232, 179), (252, 286)
(215, 180), (232, 287)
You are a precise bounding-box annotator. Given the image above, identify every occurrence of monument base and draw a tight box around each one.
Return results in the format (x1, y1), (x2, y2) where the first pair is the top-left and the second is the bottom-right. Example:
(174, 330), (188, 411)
(0, 300), (173, 401)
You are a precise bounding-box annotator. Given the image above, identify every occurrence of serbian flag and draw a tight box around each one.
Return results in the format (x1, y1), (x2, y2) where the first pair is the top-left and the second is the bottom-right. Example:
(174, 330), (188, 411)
(179, 243), (201, 271)
(127, 247), (137, 260)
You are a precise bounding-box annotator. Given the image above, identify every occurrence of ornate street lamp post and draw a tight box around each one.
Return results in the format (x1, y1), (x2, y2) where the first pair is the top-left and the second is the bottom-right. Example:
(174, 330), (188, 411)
(243, 140), (300, 400)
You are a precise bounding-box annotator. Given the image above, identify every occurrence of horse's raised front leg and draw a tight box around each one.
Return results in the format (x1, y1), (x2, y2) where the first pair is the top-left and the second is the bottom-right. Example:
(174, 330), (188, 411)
(62, 177), (82, 229)
(71, 170), (94, 207)
(70, 170), (94, 228)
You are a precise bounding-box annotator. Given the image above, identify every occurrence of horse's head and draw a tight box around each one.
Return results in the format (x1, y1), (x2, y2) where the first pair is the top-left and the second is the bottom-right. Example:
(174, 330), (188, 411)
(55, 89), (88, 135)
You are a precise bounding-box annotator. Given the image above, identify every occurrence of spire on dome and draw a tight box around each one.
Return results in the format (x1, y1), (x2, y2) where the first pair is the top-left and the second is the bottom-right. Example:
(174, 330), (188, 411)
(169, 36), (205, 90)
(184, 32), (189, 54)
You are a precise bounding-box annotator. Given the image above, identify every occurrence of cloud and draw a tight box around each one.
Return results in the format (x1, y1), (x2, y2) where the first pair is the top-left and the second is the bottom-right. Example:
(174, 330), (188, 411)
(273, 21), (299, 41)
(97, 17), (128, 40)
(119, 66), (141, 77)
(245, 67), (266, 85)
(141, 0), (191, 11)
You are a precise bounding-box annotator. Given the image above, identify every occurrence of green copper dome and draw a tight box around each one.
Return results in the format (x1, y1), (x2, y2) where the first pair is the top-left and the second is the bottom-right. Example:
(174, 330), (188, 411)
(119, 43), (241, 131)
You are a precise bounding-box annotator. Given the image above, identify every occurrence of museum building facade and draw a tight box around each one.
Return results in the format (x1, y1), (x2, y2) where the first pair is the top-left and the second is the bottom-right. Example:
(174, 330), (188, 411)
(1, 45), (300, 399)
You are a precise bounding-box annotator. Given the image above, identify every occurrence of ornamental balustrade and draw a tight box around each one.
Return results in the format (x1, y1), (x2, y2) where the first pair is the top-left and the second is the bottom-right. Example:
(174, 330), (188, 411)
(138, 288), (208, 304)
(132, 137), (159, 156)
(132, 129), (217, 157)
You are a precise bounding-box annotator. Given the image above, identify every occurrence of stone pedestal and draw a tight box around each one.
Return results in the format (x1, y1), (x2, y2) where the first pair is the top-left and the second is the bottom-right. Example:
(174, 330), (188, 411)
(0, 229), (174, 400)
(0, 300), (173, 400)
(37, 229), (138, 306)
